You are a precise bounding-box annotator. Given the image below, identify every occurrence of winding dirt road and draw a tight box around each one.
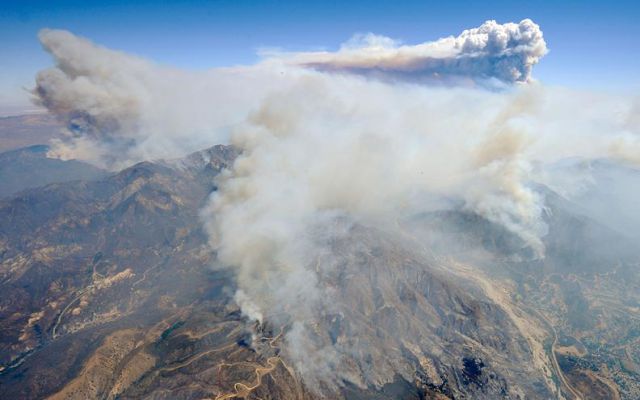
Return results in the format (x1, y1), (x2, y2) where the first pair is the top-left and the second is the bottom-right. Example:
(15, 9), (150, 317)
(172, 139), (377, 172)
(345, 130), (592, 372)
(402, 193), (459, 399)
(213, 329), (291, 400)
(530, 308), (583, 400)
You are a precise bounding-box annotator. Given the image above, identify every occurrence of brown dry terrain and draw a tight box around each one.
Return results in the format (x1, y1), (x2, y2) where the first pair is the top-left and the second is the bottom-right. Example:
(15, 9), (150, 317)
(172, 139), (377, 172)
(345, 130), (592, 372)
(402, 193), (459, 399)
(0, 143), (638, 399)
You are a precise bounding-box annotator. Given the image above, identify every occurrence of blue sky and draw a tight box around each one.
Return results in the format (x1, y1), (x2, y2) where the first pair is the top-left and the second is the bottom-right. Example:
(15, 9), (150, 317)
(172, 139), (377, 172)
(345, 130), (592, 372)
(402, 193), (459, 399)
(1, 0), (639, 115)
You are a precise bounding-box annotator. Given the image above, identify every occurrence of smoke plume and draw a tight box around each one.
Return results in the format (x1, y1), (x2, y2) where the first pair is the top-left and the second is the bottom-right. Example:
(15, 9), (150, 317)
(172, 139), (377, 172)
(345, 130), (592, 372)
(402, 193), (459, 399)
(32, 21), (640, 392)
(34, 28), (294, 169)
(285, 19), (547, 84)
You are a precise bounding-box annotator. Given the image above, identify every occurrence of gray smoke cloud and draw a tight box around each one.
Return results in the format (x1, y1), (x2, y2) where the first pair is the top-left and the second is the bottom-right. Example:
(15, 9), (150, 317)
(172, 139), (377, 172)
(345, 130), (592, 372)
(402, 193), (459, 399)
(34, 29), (295, 169)
(202, 78), (638, 389)
(31, 22), (640, 393)
(285, 19), (547, 84)
(34, 21), (546, 169)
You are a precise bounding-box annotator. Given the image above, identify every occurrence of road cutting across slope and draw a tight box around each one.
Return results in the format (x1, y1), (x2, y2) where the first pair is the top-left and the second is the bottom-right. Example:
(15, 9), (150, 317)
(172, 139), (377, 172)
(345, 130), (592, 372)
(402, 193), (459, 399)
(213, 329), (294, 400)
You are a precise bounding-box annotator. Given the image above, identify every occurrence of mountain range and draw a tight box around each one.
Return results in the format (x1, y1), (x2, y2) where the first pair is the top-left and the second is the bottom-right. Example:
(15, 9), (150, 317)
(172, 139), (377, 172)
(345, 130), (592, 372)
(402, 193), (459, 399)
(0, 137), (638, 399)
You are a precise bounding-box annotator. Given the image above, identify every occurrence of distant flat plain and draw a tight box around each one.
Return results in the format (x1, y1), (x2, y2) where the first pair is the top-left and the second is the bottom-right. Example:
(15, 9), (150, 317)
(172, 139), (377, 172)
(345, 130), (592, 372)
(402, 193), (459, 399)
(0, 113), (63, 152)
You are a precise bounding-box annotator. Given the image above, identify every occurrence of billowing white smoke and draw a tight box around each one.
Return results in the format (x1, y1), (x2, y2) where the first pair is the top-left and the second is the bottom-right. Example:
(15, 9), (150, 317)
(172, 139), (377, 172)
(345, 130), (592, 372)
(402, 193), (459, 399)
(286, 19), (547, 84)
(33, 22), (639, 391)
(202, 80), (638, 389)
(34, 29), (296, 169)
(35, 20), (546, 168)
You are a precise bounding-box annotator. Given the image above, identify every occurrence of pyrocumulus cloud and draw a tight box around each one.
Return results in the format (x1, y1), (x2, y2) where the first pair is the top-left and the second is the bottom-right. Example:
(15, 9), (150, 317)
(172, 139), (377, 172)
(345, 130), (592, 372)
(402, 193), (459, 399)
(285, 19), (547, 84)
